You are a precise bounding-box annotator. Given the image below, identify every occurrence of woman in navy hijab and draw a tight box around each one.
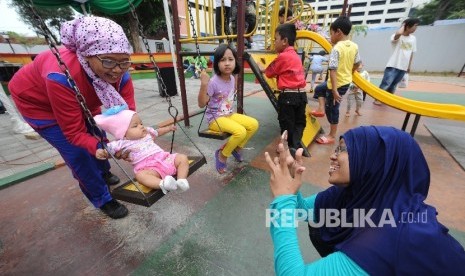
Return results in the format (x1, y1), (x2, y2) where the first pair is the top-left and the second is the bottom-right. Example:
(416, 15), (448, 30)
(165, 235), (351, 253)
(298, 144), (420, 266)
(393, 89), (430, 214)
(266, 126), (465, 275)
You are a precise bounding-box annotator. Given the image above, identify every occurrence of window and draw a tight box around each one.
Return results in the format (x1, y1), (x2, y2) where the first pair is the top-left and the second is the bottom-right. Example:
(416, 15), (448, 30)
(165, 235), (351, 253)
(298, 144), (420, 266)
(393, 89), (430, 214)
(352, 2), (367, 7)
(156, 42), (164, 53)
(350, 11), (365, 16)
(388, 8), (406, 13)
(331, 5), (343, 9)
(367, 19), (381, 24)
(318, 6), (328, 10)
(385, 18), (400, 23)
(368, 10), (383, 15)
(390, 0), (404, 3)
(371, 1), (386, 6)
(352, 20), (363, 24)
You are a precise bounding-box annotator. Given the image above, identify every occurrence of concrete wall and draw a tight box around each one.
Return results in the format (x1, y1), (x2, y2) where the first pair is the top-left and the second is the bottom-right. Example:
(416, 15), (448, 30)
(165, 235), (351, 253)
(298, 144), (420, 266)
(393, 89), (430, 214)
(352, 23), (465, 73)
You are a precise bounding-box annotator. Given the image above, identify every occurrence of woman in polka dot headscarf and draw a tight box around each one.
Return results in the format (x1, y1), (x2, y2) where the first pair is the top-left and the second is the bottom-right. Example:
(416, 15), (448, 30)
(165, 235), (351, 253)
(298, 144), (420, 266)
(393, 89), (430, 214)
(9, 16), (137, 219)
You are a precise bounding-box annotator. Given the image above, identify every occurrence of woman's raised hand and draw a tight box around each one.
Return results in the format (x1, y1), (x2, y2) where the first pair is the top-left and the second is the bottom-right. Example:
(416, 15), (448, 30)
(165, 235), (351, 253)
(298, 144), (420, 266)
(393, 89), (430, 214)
(265, 131), (306, 198)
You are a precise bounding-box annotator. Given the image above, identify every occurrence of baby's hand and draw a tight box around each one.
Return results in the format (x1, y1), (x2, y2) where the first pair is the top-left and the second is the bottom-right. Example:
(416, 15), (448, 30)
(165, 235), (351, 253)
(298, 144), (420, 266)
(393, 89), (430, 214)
(167, 124), (177, 132)
(115, 149), (132, 161)
(96, 149), (108, 160)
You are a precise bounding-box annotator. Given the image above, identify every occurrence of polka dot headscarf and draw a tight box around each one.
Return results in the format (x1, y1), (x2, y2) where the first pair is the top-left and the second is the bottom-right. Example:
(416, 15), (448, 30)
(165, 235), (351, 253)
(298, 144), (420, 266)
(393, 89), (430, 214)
(61, 16), (130, 109)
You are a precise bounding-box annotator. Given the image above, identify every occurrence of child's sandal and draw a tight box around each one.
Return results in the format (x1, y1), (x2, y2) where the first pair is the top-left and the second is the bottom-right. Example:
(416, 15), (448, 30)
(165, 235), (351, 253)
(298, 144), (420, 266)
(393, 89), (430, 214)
(215, 149), (227, 174)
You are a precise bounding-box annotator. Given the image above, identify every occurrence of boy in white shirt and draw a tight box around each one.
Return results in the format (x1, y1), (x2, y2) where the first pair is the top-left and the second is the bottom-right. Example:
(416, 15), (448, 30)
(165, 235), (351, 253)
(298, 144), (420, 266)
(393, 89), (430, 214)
(375, 18), (419, 105)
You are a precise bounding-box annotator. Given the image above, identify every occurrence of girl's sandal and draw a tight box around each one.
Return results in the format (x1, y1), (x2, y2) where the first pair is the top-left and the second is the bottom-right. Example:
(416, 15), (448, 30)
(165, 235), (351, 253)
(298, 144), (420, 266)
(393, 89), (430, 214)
(231, 149), (244, 162)
(215, 149), (227, 174)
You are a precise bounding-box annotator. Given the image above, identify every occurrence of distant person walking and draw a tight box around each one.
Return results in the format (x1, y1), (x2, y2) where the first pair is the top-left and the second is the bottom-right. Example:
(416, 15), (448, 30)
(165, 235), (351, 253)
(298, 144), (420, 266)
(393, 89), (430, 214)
(374, 18), (419, 105)
(307, 50), (328, 93)
(215, 0), (231, 43)
(346, 62), (370, 117)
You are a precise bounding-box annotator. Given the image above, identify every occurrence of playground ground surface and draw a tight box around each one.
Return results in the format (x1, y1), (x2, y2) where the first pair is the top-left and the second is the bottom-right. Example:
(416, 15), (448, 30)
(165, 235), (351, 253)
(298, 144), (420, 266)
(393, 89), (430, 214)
(0, 74), (465, 275)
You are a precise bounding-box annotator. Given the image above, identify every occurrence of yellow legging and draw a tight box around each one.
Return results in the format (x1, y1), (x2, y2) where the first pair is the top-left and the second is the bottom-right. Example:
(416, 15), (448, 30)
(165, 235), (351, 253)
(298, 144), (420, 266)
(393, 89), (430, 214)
(209, 113), (259, 157)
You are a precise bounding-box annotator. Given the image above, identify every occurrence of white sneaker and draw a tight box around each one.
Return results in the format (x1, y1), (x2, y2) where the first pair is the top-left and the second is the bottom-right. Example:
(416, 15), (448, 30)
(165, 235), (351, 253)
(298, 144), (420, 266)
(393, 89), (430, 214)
(159, 175), (178, 194)
(176, 179), (190, 191)
(12, 118), (34, 134)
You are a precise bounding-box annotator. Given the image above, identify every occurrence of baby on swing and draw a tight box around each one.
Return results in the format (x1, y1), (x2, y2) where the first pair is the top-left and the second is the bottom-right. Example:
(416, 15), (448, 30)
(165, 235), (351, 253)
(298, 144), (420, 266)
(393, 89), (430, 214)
(94, 110), (190, 194)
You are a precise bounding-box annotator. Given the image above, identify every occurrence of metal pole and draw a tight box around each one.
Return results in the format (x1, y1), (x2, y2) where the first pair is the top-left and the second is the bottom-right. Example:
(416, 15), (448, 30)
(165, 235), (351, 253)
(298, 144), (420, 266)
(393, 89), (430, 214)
(5, 38), (15, 54)
(171, 0), (191, 126)
(162, 0), (181, 96)
(236, 0), (245, 114)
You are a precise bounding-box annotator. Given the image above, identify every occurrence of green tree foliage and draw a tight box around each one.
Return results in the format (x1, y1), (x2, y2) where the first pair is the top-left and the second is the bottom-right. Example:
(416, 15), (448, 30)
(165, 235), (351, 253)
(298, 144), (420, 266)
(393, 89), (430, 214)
(93, 0), (167, 53)
(8, 0), (167, 52)
(413, 0), (465, 25)
(8, 1), (75, 42)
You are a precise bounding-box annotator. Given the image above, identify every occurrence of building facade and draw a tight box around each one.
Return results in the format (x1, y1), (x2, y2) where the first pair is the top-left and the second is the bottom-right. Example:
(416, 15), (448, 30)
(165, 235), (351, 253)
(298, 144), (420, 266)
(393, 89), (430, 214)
(307, 0), (415, 27)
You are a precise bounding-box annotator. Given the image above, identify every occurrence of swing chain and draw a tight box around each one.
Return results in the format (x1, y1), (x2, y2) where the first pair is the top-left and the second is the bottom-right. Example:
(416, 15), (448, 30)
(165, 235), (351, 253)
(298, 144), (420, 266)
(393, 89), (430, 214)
(187, 1), (202, 59)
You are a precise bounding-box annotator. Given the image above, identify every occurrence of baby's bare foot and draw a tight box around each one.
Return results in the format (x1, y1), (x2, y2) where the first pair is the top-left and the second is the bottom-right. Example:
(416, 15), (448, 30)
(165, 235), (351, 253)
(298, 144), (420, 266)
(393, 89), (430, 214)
(345, 112), (350, 117)
(355, 110), (362, 116)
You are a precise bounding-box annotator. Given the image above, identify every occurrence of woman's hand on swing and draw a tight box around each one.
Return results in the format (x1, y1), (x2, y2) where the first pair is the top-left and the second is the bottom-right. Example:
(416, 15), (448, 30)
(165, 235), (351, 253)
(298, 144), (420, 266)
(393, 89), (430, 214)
(95, 149), (109, 160)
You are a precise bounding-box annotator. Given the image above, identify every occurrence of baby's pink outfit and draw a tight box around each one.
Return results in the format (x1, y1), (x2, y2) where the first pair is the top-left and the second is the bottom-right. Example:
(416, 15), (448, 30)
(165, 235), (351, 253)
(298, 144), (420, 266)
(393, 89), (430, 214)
(106, 127), (177, 178)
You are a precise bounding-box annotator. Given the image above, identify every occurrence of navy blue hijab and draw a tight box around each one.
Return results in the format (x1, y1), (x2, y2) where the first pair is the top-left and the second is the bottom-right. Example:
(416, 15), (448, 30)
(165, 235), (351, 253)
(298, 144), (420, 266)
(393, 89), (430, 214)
(314, 126), (465, 275)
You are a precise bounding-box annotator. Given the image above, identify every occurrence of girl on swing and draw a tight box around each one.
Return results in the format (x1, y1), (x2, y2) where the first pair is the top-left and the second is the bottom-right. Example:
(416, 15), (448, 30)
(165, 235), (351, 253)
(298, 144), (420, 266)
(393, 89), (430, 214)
(198, 44), (259, 174)
(94, 110), (190, 194)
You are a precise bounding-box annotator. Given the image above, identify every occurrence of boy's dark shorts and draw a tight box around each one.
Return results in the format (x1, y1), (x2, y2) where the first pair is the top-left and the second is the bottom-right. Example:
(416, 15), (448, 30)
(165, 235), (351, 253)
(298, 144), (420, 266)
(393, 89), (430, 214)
(314, 82), (350, 124)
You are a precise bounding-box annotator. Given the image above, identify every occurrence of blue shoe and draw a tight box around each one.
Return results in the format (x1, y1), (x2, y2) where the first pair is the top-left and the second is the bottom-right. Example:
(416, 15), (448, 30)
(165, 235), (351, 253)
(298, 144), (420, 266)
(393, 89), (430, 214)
(231, 149), (243, 162)
(215, 149), (227, 174)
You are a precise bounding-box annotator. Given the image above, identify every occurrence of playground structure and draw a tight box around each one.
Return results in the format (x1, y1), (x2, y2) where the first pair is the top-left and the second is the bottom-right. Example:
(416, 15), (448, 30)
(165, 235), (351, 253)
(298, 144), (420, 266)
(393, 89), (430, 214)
(1, 2), (465, 274)
(3, 0), (465, 196)
(171, 0), (342, 123)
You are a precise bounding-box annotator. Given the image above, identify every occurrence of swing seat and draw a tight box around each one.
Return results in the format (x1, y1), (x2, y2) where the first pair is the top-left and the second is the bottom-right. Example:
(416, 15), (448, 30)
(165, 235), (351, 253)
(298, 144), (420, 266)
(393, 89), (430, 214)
(111, 155), (206, 207)
(198, 129), (231, 140)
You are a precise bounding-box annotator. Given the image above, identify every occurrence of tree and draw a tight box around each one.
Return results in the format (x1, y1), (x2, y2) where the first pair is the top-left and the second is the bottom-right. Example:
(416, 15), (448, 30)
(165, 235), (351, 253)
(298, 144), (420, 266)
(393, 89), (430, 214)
(8, 1), (75, 42)
(93, 0), (167, 53)
(412, 0), (465, 25)
(8, 0), (167, 52)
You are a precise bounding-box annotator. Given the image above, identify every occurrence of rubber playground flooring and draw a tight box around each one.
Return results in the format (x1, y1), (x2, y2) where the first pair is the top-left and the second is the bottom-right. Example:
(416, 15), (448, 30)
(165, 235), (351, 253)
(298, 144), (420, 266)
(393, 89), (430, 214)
(1, 78), (465, 275)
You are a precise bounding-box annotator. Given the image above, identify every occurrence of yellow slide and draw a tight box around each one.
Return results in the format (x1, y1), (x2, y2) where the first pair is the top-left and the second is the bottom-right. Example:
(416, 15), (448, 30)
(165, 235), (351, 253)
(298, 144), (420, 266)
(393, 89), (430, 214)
(297, 30), (465, 122)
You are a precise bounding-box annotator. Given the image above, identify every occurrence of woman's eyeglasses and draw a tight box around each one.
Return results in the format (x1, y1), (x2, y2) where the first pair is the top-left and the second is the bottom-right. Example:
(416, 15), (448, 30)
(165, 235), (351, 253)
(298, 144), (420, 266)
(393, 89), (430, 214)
(96, 56), (132, 69)
(334, 146), (347, 156)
